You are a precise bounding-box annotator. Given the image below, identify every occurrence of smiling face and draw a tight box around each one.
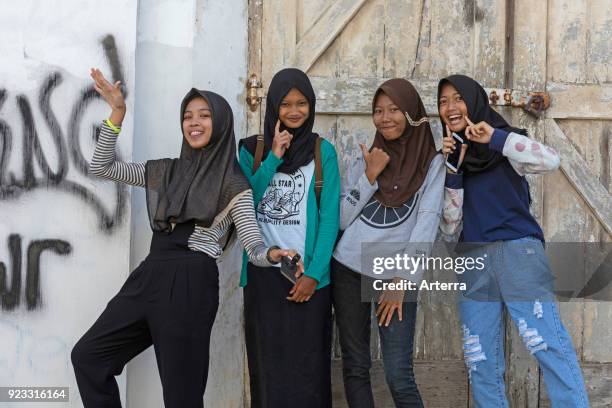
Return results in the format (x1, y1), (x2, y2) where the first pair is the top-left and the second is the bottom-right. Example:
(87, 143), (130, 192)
(182, 96), (213, 149)
(278, 88), (310, 129)
(438, 82), (469, 133)
(372, 92), (407, 141)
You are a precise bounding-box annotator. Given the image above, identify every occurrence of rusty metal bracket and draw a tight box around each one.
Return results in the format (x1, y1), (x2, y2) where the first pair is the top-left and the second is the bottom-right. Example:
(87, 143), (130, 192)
(523, 93), (550, 117)
(485, 88), (551, 118)
(246, 73), (263, 111)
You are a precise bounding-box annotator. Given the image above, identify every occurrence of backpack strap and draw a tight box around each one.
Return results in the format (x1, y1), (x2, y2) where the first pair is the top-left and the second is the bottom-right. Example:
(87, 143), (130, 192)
(253, 134), (265, 173)
(314, 137), (323, 207)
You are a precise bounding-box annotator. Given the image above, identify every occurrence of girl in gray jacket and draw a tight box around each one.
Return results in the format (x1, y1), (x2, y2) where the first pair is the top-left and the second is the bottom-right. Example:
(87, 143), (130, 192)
(331, 78), (445, 408)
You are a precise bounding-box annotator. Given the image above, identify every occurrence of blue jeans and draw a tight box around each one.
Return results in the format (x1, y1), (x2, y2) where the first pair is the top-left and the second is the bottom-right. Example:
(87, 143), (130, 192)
(331, 258), (423, 408)
(457, 237), (589, 407)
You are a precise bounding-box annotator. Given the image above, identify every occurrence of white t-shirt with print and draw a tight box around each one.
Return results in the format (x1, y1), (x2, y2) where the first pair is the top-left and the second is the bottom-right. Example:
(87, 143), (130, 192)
(256, 160), (314, 263)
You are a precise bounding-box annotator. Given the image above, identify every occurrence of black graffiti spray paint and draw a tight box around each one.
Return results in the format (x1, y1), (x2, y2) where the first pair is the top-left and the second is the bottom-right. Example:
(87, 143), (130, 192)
(0, 90), (12, 190)
(0, 34), (127, 312)
(26, 240), (72, 310)
(0, 34), (128, 233)
(0, 235), (71, 311)
(0, 235), (22, 311)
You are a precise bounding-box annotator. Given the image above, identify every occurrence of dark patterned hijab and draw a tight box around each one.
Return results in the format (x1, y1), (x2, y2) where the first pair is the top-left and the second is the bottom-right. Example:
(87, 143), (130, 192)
(240, 68), (318, 174)
(437, 74), (527, 174)
(145, 89), (250, 232)
(370, 78), (438, 208)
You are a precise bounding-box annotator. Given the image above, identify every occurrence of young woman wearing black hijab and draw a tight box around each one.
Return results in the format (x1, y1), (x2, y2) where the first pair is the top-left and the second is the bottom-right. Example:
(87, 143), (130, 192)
(71, 68), (302, 408)
(238, 68), (340, 408)
(438, 74), (589, 407)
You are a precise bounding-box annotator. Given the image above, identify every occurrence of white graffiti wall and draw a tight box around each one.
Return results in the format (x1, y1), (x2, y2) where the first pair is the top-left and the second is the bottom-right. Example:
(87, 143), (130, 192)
(0, 1), (137, 406)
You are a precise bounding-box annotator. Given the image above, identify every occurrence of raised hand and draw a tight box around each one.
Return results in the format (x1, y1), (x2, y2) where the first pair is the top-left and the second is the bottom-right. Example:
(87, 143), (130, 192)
(360, 143), (390, 184)
(271, 119), (293, 158)
(90, 68), (126, 126)
(464, 116), (494, 144)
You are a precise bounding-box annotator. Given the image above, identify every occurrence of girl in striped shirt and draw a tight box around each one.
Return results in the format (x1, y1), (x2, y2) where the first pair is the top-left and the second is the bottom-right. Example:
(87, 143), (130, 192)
(71, 68), (302, 408)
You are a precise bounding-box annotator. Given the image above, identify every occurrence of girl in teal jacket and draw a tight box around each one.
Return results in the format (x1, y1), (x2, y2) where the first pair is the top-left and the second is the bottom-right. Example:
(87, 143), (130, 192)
(238, 68), (340, 408)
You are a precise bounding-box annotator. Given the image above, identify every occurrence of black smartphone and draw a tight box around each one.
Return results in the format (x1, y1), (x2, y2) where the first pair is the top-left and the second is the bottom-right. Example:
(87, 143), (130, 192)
(280, 253), (301, 284)
(445, 132), (465, 173)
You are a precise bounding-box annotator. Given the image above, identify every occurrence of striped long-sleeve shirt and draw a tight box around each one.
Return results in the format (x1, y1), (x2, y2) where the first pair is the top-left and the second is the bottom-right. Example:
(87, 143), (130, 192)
(90, 122), (272, 267)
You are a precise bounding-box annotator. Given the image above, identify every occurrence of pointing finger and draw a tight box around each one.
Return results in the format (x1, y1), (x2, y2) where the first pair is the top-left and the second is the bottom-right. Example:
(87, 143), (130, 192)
(465, 125), (473, 140)
(474, 122), (486, 135)
(470, 124), (483, 138)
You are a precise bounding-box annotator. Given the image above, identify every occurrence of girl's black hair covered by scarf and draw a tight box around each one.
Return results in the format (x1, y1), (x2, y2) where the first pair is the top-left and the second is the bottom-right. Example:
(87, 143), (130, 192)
(145, 89), (250, 233)
(240, 68), (319, 174)
(437, 74), (528, 174)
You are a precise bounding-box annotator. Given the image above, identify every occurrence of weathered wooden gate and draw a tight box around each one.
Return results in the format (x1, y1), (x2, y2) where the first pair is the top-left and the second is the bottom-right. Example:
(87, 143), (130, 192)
(245, 0), (611, 406)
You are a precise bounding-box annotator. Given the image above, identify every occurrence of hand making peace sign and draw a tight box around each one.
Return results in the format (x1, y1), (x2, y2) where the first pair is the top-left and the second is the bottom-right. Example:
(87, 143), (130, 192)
(464, 116), (494, 144)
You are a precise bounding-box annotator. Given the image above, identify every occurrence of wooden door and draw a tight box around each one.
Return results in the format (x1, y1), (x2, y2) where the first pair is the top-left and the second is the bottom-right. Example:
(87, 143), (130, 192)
(510, 1), (612, 407)
(246, 0), (611, 406)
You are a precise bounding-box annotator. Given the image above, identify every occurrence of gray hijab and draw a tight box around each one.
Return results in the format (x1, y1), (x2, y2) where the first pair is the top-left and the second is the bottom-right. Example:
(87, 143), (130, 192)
(145, 89), (250, 233)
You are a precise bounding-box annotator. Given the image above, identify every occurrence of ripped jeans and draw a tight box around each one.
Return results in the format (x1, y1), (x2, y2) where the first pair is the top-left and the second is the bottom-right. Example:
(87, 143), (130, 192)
(457, 237), (589, 407)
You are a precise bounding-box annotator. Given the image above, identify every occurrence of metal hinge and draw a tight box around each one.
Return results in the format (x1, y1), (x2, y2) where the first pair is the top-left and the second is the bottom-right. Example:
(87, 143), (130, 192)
(485, 88), (551, 118)
(246, 73), (263, 111)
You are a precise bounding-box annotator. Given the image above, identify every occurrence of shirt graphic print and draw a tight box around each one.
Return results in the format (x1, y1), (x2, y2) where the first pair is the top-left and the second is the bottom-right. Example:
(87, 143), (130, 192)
(360, 193), (420, 229)
(257, 160), (314, 260)
(258, 173), (303, 222)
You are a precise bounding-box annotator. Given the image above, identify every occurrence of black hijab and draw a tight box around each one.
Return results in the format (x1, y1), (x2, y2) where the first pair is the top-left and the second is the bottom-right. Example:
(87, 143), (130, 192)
(437, 74), (527, 174)
(145, 89), (250, 233)
(240, 68), (318, 174)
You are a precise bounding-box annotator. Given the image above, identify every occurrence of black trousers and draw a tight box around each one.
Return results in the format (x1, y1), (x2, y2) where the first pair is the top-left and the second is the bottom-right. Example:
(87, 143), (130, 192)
(71, 253), (219, 408)
(244, 263), (332, 408)
(331, 259), (422, 408)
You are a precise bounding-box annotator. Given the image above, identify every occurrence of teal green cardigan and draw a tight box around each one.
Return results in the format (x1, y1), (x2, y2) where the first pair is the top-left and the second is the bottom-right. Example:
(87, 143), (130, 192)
(238, 140), (340, 289)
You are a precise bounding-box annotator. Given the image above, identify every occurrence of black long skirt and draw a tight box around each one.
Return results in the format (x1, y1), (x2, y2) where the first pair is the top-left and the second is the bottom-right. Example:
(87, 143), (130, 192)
(244, 263), (332, 408)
